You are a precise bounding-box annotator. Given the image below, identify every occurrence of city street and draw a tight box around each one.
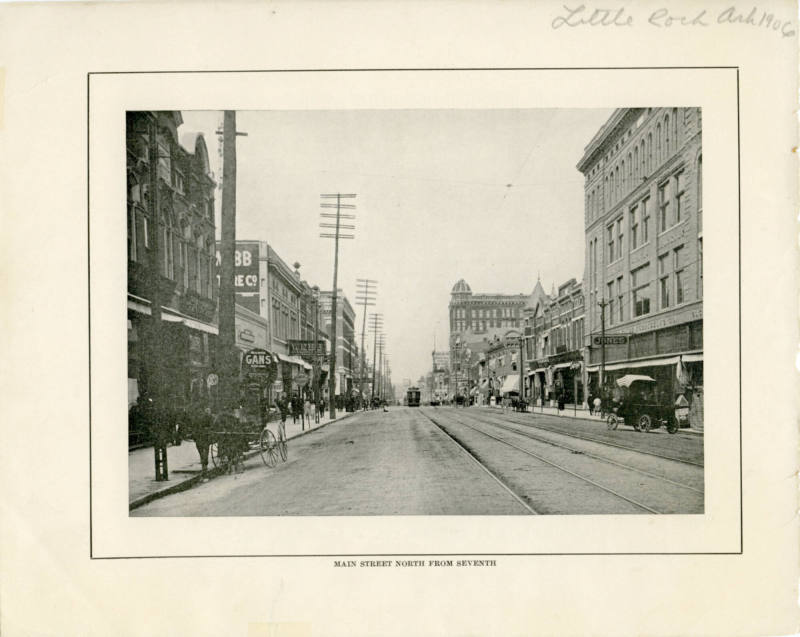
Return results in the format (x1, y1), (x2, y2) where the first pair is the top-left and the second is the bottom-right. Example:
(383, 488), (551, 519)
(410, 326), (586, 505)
(133, 406), (703, 516)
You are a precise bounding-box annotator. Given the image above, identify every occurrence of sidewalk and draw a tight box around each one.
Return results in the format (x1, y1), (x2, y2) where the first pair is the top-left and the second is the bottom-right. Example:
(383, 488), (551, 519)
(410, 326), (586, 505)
(129, 409), (356, 510)
(479, 403), (704, 436)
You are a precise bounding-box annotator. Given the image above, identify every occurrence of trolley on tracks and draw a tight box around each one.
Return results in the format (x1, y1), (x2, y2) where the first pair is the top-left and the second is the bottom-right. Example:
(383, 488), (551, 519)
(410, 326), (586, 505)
(406, 386), (421, 407)
(605, 375), (680, 434)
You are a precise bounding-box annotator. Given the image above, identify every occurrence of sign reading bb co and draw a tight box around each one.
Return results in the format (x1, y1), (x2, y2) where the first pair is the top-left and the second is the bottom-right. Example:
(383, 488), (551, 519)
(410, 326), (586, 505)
(215, 242), (260, 294)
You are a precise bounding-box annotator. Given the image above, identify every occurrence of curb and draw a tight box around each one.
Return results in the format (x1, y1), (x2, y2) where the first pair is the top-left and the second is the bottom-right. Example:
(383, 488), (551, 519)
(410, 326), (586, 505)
(478, 406), (704, 436)
(129, 411), (356, 511)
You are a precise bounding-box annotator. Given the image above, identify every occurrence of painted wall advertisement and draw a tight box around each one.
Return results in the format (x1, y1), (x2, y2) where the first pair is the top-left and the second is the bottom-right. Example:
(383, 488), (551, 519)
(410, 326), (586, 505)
(216, 241), (260, 313)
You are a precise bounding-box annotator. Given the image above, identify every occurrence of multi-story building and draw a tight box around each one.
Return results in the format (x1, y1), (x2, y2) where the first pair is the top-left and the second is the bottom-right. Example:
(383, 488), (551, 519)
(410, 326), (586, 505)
(320, 290), (358, 401)
(127, 111), (219, 413)
(431, 351), (450, 401)
(485, 334), (523, 404)
(215, 240), (329, 400)
(524, 278), (586, 407)
(577, 107), (703, 427)
(448, 279), (529, 396)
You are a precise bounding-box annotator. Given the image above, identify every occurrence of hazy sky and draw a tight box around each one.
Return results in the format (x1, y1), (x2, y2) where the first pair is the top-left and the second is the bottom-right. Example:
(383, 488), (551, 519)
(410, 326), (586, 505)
(181, 108), (613, 386)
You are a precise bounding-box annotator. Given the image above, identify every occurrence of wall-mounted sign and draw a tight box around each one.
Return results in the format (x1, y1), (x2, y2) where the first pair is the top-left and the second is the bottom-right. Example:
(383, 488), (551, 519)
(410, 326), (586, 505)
(215, 241), (260, 293)
(238, 328), (255, 343)
(592, 335), (629, 346)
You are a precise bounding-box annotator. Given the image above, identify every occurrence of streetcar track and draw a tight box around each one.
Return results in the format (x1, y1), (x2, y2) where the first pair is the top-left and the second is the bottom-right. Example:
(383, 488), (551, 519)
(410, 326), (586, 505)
(476, 409), (704, 468)
(421, 410), (661, 514)
(452, 408), (703, 495)
(416, 410), (538, 515)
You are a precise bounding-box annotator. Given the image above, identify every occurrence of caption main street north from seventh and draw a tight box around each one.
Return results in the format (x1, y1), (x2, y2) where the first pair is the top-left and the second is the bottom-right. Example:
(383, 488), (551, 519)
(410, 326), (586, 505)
(127, 108), (703, 516)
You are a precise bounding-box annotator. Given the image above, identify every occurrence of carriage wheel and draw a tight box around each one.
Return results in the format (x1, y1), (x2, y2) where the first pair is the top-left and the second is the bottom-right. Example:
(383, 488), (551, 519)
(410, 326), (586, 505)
(666, 416), (679, 434)
(639, 414), (652, 433)
(260, 428), (280, 468)
(606, 415), (619, 431)
(278, 425), (288, 462)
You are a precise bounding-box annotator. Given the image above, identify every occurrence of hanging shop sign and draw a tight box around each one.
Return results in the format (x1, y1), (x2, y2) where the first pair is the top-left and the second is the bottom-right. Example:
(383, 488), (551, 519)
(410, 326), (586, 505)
(288, 339), (327, 360)
(242, 348), (277, 385)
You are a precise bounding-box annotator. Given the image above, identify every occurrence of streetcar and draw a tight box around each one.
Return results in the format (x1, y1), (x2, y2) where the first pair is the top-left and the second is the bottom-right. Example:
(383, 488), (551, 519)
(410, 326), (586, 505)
(406, 386), (421, 407)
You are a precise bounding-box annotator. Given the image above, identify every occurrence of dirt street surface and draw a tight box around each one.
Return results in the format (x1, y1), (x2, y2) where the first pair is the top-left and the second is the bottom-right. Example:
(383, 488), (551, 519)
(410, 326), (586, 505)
(132, 408), (531, 516)
(424, 407), (704, 514)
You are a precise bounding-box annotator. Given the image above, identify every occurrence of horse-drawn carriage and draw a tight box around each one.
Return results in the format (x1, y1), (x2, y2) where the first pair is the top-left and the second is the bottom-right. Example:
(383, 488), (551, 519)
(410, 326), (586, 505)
(605, 374), (685, 434)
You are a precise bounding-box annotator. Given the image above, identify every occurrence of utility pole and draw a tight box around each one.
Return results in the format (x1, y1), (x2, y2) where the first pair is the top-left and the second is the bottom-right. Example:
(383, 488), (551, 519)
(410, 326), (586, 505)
(320, 193), (356, 419)
(597, 298), (608, 392)
(217, 111), (247, 413)
(368, 313), (383, 404)
(146, 113), (166, 480)
(356, 278), (377, 408)
(377, 334), (386, 401)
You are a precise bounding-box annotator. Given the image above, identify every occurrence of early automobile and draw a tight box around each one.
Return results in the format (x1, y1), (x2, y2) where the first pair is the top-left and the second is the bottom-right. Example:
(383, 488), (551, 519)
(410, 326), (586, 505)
(605, 374), (680, 434)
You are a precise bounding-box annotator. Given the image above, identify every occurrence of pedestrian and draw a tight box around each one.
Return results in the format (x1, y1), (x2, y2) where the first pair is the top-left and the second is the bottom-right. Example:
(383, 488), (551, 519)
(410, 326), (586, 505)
(291, 394), (301, 425)
(593, 394), (602, 418)
(189, 400), (213, 481)
(587, 392), (594, 415)
(557, 393), (565, 413)
(304, 395), (312, 428)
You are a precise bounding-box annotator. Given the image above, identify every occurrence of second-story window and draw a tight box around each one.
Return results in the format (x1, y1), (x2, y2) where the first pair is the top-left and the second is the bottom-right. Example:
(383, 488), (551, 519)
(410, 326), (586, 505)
(632, 263), (651, 317)
(616, 218), (623, 258)
(630, 205), (639, 250)
(675, 171), (686, 224)
(658, 181), (671, 233)
(659, 253), (670, 309)
(607, 225), (615, 262)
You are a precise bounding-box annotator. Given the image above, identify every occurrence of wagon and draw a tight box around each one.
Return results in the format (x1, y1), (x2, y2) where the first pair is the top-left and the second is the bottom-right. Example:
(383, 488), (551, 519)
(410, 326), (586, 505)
(210, 406), (287, 472)
(605, 375), (679, 434)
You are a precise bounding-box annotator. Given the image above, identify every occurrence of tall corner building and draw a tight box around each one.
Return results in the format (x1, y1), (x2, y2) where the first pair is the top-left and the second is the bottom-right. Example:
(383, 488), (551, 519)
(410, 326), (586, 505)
(577, 107), (703, 428)
(448, 279), (528, 396)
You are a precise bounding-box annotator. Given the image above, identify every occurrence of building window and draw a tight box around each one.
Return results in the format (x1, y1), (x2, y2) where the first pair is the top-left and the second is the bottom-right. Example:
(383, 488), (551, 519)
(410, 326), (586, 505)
(632, 264), (651, 317)
(659, 253), (670, 309)
(630, 205), (639, 249)
(698, 237), (703, 298)
(647, 133), (652, 172)
(616, 218), (623, 258)
(607, 225), (615, 262)
(674, 246), (685, 304)
(664, 114), (670, 156)
(658, 181), (670, 233)
(640, 140), (646, 176)
(656, 122), (662, 164)
(129, 207), (137, 262)
(143, 216), (150, 249)
(617, 276), (624, 323)
(675, 171), (686, 224)
(607, 282), (615, 326)
(697, 155), (703, 233)
(642, 197), (650, 243)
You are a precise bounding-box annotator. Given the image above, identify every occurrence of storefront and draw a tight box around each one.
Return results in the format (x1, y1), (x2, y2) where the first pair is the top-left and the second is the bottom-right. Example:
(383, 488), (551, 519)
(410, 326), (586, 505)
(127, 295), (218, 409)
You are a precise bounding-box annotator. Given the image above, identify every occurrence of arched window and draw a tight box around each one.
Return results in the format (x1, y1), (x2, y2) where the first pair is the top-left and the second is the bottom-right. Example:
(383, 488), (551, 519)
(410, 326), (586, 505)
(615, 166), (620, 200)
(697, 154), (703, 230)
(656, 123), (662, 165)
(647, 133), (652, 172)
(672, 108), (678, 151)
(640, 140), (646, 176)
(620, 161), (625, 194)
(634, 147), (639, 180)
(627, 153), (632, 188)
(664, 115), (670, 157)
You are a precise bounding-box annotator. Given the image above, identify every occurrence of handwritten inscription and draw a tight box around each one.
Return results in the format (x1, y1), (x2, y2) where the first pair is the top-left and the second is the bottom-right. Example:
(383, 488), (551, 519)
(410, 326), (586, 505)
(552, 4), (795, 37)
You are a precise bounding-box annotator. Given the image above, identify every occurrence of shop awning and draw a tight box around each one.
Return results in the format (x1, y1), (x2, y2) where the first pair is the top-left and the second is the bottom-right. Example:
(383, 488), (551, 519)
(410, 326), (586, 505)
(553, 362), (573, 370)
(528, 368), (546, 375)
(585, 355), (684, 373)
(127, 296), (218, 335)
(500, 376), (520, 393)
(682, 353), (703, 363)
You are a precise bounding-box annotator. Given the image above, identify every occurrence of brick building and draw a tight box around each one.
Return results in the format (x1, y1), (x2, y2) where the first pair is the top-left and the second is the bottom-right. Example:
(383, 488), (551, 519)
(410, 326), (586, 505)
(448, 279), (528, 397)
(127, 111), (219, 416)
(577, 107), (703, 428)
